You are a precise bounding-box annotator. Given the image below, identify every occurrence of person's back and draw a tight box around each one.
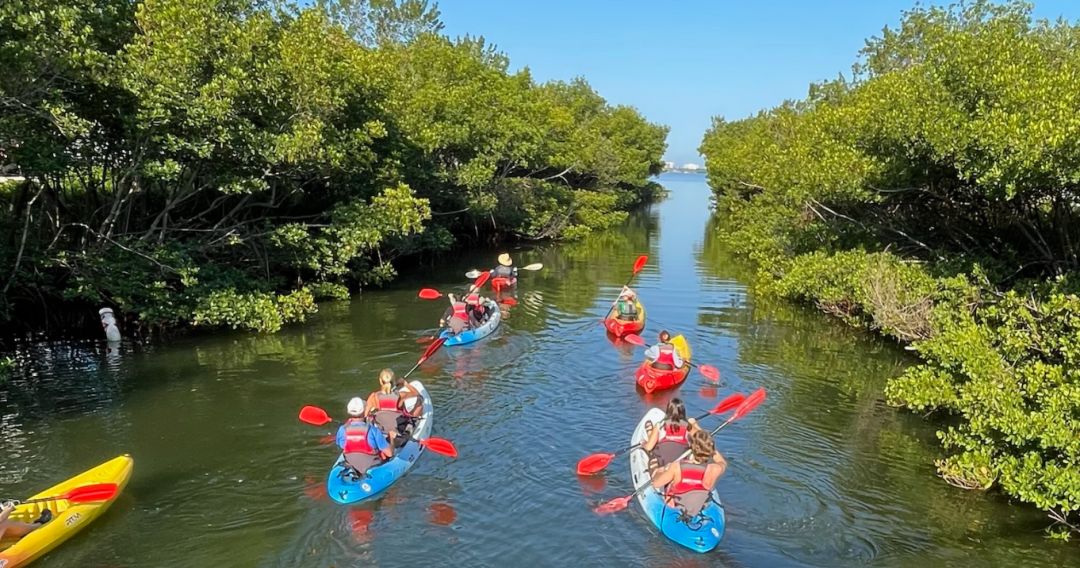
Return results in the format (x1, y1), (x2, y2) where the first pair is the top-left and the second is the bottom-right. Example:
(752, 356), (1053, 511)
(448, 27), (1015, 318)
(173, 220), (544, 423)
(338, 397), (392, 474)
(651, 429), (726, 518)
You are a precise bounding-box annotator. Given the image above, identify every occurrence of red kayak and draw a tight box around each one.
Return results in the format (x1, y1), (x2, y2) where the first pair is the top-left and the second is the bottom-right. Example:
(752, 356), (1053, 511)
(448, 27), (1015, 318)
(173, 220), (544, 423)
(491, 276), (516, 294)
(603, 297), (646, 337)
(635, 335), (691, 393)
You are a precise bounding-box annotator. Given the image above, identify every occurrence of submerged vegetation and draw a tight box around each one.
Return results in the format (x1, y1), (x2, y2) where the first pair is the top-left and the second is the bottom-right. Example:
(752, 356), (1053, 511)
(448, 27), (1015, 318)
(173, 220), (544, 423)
(700, 1), (1080, 538)
(0, 0), (667, 335)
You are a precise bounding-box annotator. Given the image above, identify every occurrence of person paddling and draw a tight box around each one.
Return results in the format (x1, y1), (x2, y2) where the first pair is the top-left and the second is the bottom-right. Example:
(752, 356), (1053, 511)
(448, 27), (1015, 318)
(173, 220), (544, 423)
(466, 293), (490, 327)
(649, 429), (727, 519)
(365, 369), (422, 449)
(439, 293), (471, 335)
(0, 501), (51, 542)
(614, 286), (640, 321)
(336, 397), (393, 475)
(492, 253), (517, 280)
(645, 330), (684, 371)
(641, 398), (701, 466)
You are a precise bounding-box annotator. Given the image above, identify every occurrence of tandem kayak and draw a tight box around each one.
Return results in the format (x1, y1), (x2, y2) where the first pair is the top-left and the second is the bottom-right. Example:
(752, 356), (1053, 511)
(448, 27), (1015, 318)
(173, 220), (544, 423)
(604, 297), (646, 337)
(635, 335), (691, 393)
(439, 299), (501, 346)
(0, 455), (133, 568)
(327, 381), (433, 504)
(630, 409), (725, 553)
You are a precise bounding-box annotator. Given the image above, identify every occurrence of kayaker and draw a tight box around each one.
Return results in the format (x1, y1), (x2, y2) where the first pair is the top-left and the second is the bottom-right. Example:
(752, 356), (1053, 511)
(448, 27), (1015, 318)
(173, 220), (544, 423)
(645, 330), (684, 371)
(641, 398), (701, 466)
(336, 397), (393, 474)
(0, 501), (51, 541)
(649, 429), (727, 518)
(466, 293), (489, 327)
(492, 253), (517, 279)
(614, 286), (639, 321)
(439, 293), (471, 335)
(365, 369), (423, 449)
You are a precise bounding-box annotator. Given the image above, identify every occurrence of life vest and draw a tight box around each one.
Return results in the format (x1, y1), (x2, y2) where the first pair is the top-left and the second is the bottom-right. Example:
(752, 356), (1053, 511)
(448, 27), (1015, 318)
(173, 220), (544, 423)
(451, 302), (468, 321)
(669, 461), (708, 496)
(655, 344), (676, 368)
(342, 418), (376, 455)
(466, 294), (480, 305)
(375, 392), (398, 412)
(660, 421), (689, 445)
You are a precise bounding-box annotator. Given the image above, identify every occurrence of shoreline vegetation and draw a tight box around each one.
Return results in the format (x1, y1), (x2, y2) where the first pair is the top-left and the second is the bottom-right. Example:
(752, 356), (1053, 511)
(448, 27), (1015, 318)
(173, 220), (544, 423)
(0, 0), (668, 338)
(700, 1), (1079, 539)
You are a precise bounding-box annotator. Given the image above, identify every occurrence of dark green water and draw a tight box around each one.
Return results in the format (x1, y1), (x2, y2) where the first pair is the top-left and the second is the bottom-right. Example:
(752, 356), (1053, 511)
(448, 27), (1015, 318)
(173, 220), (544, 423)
(2, 173), (1077, 566)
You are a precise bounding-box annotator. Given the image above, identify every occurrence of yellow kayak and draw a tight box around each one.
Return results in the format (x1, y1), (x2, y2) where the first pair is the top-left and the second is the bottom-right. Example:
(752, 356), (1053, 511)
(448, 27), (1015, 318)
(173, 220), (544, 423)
(0, 455), (133, 567)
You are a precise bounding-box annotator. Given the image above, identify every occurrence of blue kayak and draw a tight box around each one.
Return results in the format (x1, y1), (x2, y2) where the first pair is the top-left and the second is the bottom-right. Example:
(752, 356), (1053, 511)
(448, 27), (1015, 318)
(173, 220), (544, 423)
(326, 381), (433, 504)
(630, 408), (726, 553)
(438, 299), (501, 346)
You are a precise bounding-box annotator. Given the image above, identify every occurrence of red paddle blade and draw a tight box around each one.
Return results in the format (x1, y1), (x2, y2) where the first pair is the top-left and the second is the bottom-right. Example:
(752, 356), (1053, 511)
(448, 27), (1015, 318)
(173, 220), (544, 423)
(576, 453), (615, 476)
(594, 495), (632, 515)
(734, 388), (767, 420)
(473, 271), (491, 289)
(422, 337), (447, 359)
(65, 483), (119, 503)
(499, 297), (518, 306)
(421, 437), (458, 458)
(622, 334), (646, 347)
(418, 288), (442, 300)
(299, 405), (333, 426)
(710, 393), (745, 415)
(632, 255), (648, 274)
(698, 364), (721, 383)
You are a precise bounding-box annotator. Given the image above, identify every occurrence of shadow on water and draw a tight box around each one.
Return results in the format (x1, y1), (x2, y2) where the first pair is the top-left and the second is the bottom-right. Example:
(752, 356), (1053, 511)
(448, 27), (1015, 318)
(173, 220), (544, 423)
(1, 173), (1078, 567)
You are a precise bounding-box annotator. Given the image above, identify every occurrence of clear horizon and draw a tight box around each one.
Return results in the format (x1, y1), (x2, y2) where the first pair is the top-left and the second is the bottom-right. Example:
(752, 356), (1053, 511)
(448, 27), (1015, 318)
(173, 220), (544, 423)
(440, 0), (1080, 165)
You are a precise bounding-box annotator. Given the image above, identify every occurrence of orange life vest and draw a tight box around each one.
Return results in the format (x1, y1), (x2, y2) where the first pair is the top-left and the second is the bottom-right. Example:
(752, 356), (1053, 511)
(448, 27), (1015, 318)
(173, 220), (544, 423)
(342, 418), (376, 455)
(375, 392), (398, 412)
(669, 461), (708, 495)
(660, 421), (689, 445)
(451, 302), (468, 320)
(655, 344), (676, 368)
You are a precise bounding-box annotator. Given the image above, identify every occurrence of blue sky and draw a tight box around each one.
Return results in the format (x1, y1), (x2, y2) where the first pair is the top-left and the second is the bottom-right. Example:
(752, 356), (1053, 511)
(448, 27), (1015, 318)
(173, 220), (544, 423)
(439, 1), (1080, 165)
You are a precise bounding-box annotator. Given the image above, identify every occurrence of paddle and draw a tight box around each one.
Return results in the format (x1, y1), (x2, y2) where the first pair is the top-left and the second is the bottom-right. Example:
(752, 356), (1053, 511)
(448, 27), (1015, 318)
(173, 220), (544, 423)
(465, 262), (543, 279)
(419, 271), (491, 302)
(6, 483), (119, 506)
(622, 333), (721, 382)
(593, 388), (767, 515)
(575, 393), (746, 476)
(602, 255), (648, 322)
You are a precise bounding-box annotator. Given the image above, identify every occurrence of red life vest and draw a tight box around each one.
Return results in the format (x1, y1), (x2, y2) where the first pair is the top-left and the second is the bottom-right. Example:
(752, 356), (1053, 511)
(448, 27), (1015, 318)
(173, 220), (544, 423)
(451, 302), (468, 320)
(656, 344), (676, 368)
(375, 392), (398, 412)
(660, 421), (689, 445)
(466, 294), (480, 305)
(342, 418), (376, 455)
(669, 461), (708, 495)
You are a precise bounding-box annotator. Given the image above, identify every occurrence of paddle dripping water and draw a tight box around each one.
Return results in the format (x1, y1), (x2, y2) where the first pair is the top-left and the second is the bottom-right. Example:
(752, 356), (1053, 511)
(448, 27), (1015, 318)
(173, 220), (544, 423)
(0, 173), (1077, 566)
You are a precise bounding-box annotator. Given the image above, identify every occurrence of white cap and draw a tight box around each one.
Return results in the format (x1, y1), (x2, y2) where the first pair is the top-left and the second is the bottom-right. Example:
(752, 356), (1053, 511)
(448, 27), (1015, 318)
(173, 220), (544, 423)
(347, 397), (365, 416)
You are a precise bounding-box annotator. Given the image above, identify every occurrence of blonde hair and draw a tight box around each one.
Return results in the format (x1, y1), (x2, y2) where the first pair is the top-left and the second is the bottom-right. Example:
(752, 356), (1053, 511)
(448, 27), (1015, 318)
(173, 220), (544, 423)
(688, 429), (715, 462)
(379, 368), (394, 391)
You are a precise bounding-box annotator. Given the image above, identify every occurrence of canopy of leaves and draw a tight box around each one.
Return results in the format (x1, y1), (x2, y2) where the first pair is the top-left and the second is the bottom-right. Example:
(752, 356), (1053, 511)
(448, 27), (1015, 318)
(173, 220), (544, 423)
(0, 0), (666, 334)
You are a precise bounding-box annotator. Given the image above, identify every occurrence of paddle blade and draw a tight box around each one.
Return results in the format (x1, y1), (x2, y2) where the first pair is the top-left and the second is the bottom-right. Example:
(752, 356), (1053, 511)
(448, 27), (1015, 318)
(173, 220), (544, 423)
(734, 388), (767, 420)
(422, 337), (446, 360)
(65, 483), (119, 504)
(632, 255), (648, 274)
(465, 269), (482, 279)
(499, 297), (518, 306)
(576, 453), (615, 476)
(421, 437), (458, 458)
(473, 271), (491, 290)
(521, 263), (543, 271)
(418, 288), (443, 300)
(698, 364), (721, 383)
(622, 334), (646, 347)
(594, 495), (633, 515)
(299, 405), (333, 426)
(709, 393), (746, 415)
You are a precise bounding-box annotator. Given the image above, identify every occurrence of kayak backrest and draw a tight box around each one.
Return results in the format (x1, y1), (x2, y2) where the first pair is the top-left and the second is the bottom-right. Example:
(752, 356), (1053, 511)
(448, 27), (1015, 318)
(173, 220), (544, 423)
(671, 335), (691, 363)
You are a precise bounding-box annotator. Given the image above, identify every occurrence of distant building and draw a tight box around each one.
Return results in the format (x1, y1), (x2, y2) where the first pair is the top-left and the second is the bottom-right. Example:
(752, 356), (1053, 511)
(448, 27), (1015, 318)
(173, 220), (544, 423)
(681, 163), (701, 171)
(663, 161), (676, 171)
